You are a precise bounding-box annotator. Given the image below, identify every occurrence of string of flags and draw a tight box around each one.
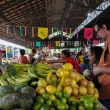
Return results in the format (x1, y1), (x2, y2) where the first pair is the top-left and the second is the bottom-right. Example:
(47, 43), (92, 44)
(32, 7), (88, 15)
(6, 25), (79, 39)
(28, 39), (105, 48)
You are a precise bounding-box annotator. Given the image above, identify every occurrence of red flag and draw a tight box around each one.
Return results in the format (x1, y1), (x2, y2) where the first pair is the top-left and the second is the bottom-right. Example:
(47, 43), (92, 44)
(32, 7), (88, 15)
(84, 28), (93, 40)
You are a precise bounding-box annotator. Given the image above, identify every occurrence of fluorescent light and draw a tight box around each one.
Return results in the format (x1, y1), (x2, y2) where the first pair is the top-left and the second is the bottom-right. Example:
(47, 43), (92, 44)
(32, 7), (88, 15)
(0, 39), (26, 49)
(96, 43), (104, 46)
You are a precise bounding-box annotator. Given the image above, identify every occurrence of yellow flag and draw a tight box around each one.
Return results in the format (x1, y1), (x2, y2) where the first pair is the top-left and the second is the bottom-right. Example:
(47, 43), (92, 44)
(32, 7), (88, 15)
(38, 27), (48, 39)
(56, 41), (60, 46)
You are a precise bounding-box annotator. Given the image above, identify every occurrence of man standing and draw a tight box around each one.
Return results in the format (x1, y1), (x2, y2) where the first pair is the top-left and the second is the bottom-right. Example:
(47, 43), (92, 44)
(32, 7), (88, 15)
(93, 17), (110, 109)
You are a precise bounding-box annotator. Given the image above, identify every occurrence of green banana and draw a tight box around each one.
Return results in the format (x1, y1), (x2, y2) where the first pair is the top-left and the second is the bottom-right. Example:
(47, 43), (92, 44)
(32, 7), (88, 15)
(0, 76), (9, 86)
(15, 72), (29, 78)
(28, 68), (37, 78)
(7, 77), (22, 86)
(35, 71), (48, 78)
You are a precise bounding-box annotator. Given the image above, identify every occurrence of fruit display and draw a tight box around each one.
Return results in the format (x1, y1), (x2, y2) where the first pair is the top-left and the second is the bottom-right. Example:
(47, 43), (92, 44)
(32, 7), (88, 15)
(0, 62), (102, 110)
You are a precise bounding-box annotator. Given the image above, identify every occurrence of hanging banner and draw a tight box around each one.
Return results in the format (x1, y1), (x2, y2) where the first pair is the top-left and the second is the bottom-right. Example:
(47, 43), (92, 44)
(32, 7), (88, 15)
(84, 28), (93, 40)
(13, 26), (16, 35)
(61, 41), (65, 47)
(24, 27), (27, 37)
(20, 26), (23, 37)
(36, 42), (41, 47)
(93, 40), (98, 45)
(55, 41), (60, 46)
(7, 48), (11, 52)
(32, 27), (34, 37)
(74, 41), (79, 47)
(48, 44), (51, 49)
(38, 27), (48, 39)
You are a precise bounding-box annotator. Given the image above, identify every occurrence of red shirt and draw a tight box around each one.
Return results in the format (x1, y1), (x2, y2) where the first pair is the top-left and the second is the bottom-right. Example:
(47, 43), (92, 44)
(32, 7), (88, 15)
(64, 57), (82, 73)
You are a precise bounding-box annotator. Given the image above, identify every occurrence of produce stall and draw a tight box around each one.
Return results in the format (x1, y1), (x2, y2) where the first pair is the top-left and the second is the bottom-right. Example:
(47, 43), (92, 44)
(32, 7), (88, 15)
(0, 63), (107, 110)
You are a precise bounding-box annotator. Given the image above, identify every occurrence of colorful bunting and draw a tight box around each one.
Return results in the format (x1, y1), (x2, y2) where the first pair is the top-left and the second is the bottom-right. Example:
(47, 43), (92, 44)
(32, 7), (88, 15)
(38, 27), (48, 39)
(24, 27), (27, 37)
(55, 41), (60, 46)
(20, 27), (23, 37)
(84, 28), (93, 40)
(36, 42), (41, 47)
(32, 27), (34, 37)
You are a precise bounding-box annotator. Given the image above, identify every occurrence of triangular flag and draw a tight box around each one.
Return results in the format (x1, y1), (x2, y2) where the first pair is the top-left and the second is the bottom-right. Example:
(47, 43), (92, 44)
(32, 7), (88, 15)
(38, 27), (48, 39)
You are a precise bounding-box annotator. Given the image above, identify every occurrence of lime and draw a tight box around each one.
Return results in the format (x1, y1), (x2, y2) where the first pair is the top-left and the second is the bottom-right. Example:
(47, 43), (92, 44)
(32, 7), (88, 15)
(57, 102), (65, 110)
(62, 92), (69, 99)
(68, 96), (74, 104)
(84, 101), (93, 109)
(93, 101), (100, 109)
(35, 96), (44, 104)
(60, 97), (67, 103)
(49, 107), (56, 110)
(71, 100), (79, 106)
(64, 103), (69, 110)
(49, 94), (56, 101)
(78, 104), (85, 110)
(33, 102), (42, 110)
(45, 99), (52, 106)
(55, 91), (62, 99)
(69, 105), (77, 110)
(53, 99), (60, 106)
(40, 104), (49, 110)
(42, 92), (50, 99)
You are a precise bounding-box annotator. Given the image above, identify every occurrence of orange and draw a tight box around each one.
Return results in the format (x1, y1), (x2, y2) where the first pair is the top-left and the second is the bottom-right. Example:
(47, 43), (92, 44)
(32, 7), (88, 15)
(78, 79), (88, 87)
(72, 87), (78, 96)
(86, 86), (94, 95)
(88, 81), (95, 88)
(70, 79), (77, 88)
(63, 86), (72, 96)
(78, 86), (87, 95)
(62, 76), (71, 86)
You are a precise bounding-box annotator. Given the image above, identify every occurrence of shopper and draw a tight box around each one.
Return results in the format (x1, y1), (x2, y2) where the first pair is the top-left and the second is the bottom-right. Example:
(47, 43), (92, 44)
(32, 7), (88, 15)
(78, 49), (89, 73)
(83, 46), (103, 90)
(19, 49), (30, 64)
(93, 17), (110, 109)
(28, 48), (36, 64)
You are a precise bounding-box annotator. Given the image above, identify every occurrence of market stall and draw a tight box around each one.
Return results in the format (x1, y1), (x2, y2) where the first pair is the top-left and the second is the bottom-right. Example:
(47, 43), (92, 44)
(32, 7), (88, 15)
(0, 63), (107, 110)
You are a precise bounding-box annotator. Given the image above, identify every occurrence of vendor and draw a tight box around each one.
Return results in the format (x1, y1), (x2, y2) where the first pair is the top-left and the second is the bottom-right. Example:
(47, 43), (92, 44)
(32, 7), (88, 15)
(42, 50), (82, 73)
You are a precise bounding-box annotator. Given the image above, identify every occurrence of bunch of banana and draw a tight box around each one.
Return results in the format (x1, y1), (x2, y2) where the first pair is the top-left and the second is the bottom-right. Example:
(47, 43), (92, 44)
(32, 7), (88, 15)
(35, 63), (54, 78)
(0, 63), (37, 86)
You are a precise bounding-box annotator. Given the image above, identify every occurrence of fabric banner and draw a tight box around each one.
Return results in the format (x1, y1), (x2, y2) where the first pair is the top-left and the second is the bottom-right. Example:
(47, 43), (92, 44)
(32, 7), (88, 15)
(55, 41), (60, 46)
(84, 28), (93, 40)
(48, 44), (51, 49)
(38, 27), (48, 39)
(36, 42), (41, 47)
(93, 40), (98, 45)
(74, 41), (79, 47)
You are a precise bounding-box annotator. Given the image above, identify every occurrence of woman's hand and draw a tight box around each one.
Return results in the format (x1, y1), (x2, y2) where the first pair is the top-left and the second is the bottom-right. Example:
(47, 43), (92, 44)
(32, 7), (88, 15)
(93, 66), (101, 75)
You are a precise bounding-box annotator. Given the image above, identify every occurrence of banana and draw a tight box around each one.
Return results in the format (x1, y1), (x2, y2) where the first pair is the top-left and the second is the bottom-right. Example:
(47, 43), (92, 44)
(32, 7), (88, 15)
(0, 76), (9, 86)
(16, 72), (30, 78)
(7, 77), (22, 86)
(35, 71), (48, 78)
(28, 68), (37, 78)
(13, 76), (31, 83)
